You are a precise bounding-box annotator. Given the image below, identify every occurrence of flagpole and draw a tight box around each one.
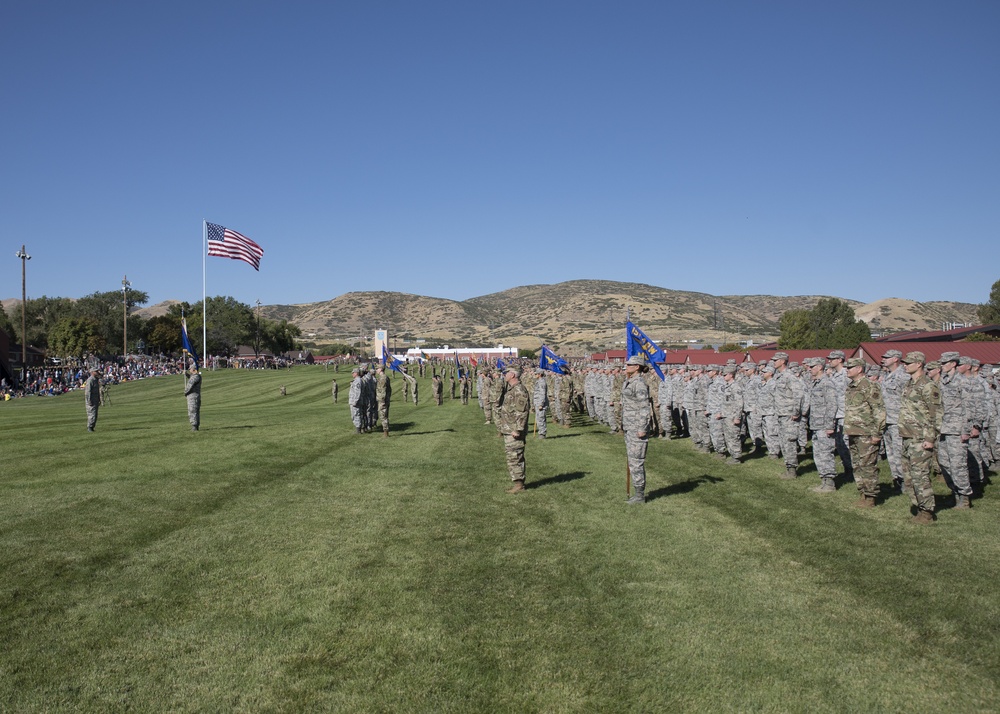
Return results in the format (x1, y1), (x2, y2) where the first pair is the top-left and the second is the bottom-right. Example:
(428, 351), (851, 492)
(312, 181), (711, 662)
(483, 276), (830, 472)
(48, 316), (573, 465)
(202, 220), (207, 369)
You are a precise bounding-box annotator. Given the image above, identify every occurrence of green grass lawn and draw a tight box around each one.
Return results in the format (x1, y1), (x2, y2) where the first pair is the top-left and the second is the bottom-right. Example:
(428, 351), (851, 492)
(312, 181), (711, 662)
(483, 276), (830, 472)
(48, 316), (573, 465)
(2, 367), (998, 712)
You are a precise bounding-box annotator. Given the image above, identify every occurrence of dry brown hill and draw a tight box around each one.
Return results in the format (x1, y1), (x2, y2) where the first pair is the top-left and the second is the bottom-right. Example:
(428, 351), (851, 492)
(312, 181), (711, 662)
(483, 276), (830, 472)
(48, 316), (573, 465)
(258, 280), (979, 351)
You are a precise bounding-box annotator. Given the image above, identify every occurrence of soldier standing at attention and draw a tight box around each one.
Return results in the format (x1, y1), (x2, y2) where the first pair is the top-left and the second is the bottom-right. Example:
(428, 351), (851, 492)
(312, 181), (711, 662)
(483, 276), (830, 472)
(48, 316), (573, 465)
(376, 364), (392, 437)
(938, 352), (974, 509)
(349, 366), (364, 433)
(897, 351), (941, 523)
(184, 365), (202, 432)
(827, 351), (853, 480)
(432, 374), (443, 406)
(622, 355), (653, 504)
(459, 374), (470, 405)
(773, 352), (804, 480)
(331, 378), (339, 404)
(499, 365), (530, 494)
(805, 358), (838, 493)
(844, 357), (886, 508)
(84, 367), (101, 431)
(533, 368), (549, 439)
(879, 349), (909, 492)
(449, 374), (456, 400)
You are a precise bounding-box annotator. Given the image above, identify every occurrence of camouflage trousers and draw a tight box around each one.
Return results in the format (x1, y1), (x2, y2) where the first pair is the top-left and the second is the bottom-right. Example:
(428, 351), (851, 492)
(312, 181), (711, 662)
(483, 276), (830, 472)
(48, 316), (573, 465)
(187, 396), (200, 430)
(378, 402), (390, 431)
(811, 430), (836, 479)
(834, 420), (852, 473)
(612, 404), (623, 433)
(560, 399), (572, 426)
(883, 424), (903, 483)
(761, 415), (781, 456)
(747, 411), (762, 444)
(776, 416), (799, 468)
(503, 434), (526, 482)
(535, 406), (547, 437)
(798, 419), (809, 451)
(586, 395), (596, 420)
(938, 434), (972, 496)
(723, 418), (742, 459)
(659, 402), (671, 436)
(848, 435), (881, 497)
(594, 397), (607, 425)
(86, 404), (99, 430)
(709, 416), (726, 454)
(350, 406), (362, 429)
(625, 430), (648, 492)
(901, 437), (936, 513)
(967, 435), (985, 486)
(551, 398), (563, 424)
(690, 411), (709, 449)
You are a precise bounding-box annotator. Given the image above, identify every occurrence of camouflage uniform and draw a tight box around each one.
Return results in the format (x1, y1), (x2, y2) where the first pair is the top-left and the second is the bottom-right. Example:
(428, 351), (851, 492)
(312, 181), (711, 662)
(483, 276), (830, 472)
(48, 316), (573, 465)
(533, 370), (549, 438)
(84, 370), (101, 431)
(376, 369), (392, 435)
(721, 367), (745, 461)
(622, 360), (653, 501)
(610, 369), (625, 434)
(490, 372), (506, 430)
(499, 369), (530, 488)
(844, 360), (887, 500)
(898, 362), (941, 516)
(773, 356), (804, 476)
(879, 357), (910, 487)
(938, 360), (973, 499)
(184, 368), (202, 431)
(805, 360), (838, 491)
(706, 368), (726, 454)
(558, 371), (574, 427)
(460, 376), (470, 405)
(348, 371), (364, 431)
(331, 379), (339, 404)
(757, 369), (780, 457)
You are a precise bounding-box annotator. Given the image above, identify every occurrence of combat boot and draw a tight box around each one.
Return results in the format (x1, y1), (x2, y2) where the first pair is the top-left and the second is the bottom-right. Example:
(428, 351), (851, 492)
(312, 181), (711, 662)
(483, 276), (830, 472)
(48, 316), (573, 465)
(810, 477), (836, 493)
(954, 493), (972, 510)
(781, 466), (797, 480)
(354, 426), (361, 434)
(506, 481), (525, 494)
(912, 510), (935, 525)
(383, 428), (389, 438)
(726, 456), (741, 465)
(626, 488), (645, 505)
(854, 494), (876, 508)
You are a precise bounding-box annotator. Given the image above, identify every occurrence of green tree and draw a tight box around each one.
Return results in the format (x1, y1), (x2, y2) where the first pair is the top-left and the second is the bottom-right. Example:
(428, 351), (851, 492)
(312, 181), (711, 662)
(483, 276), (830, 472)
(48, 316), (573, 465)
(143, 315), (183, 354)
(18, 296), (75, 349)
(185, 296), (254, 356)
(778, 309), (813, 349)
(75, 288), (149, 354)
(977, 278), (1000, 324)
(261, 319), (302, 355)
(717, 343), (744, 353)
(48, 317), (105, 359)
(779, 299), (871, 350)
(0, 302), (14, 339)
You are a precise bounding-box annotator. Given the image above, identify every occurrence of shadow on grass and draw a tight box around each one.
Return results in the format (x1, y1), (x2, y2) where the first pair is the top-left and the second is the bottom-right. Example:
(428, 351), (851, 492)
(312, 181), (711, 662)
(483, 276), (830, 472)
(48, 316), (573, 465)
(541, 433), (581, 440)
(527, 471), (587, 490)
(647, 474), (725, 501)
(395, 429), (456, 437)
(214, 425), (257, 430)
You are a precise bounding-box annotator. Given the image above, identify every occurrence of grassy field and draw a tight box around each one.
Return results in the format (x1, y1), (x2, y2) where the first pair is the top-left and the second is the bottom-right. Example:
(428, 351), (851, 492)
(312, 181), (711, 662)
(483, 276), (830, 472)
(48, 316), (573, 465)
(2, 367), (998, 713)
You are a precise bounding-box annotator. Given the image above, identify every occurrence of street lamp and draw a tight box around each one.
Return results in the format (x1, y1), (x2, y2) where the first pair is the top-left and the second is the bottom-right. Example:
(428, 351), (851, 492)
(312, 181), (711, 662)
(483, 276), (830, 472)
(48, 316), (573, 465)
(255, 299), (261, 358)
(15, 245), (30, 384)
(122, 275), (130, 358)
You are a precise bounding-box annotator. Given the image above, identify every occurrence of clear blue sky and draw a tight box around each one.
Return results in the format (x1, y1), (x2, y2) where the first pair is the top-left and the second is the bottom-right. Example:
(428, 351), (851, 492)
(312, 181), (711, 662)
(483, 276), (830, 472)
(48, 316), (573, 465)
(3, 1), (997, 309)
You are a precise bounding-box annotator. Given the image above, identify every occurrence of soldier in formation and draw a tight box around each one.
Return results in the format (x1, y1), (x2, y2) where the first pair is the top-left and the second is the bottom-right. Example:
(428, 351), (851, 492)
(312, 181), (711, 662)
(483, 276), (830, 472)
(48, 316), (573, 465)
(621, 355), (653, 504)
(84, 367), (101, 431)
(184, 365), (202, 431)
(499, 365), (530, 494)
(843, 357), (886, 508)
(376, 364), (392, 437)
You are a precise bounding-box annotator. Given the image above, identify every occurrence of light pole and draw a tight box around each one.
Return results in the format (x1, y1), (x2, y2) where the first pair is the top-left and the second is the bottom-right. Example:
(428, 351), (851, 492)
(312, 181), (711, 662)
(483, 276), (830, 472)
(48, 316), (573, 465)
(15, 245), (30, 384)
(121, 275), (131, 359)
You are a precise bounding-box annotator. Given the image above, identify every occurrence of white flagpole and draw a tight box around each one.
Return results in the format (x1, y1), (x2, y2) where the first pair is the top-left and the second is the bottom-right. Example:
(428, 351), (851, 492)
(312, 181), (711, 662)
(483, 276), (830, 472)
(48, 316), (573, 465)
(202, 220), (207, 369)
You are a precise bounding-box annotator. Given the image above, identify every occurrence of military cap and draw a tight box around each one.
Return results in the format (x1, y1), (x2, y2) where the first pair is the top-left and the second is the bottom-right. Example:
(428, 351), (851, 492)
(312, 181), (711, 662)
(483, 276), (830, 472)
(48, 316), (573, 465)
(925, 360), (941, 370)
(959, 356), (973, 366)
(762, 365), (775, 374)
(625, 355), (649, 369)
(504, 364), (522, 377)
(773, 352), (789, 361)
(970, 359), (980, 367)
(707, 364), (720, 372)
(725, 359), (737, 365)
(827, 350), (845, 360)
(723, 365), (737, 375)
(883, 349), (903, 360)
(940, 351), (960, 364)
(757, 360), (768, 366)
(846, 357), (866, 369)
(902, 351), (926, 364)
(865, 364), (882, 376)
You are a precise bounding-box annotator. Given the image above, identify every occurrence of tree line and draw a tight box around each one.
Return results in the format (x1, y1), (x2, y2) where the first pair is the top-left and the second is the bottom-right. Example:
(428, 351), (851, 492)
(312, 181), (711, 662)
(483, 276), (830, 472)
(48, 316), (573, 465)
(0, 290), (301, 361)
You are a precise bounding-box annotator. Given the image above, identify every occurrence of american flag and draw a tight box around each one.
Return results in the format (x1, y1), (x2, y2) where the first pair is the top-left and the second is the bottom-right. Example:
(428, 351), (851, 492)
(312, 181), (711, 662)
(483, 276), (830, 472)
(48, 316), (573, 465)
(206, 222), (263, 271)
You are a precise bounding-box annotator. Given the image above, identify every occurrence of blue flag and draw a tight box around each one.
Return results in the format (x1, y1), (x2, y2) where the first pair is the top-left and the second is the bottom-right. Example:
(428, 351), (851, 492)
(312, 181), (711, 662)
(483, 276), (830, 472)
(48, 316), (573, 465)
(181, 318), (199, 368)
(382, 346), (405, 374)
(496, 358), (505, 371)
(626, 320), (665, 381)
(539, 345), (569, 374)
(454, 351), (463, 379)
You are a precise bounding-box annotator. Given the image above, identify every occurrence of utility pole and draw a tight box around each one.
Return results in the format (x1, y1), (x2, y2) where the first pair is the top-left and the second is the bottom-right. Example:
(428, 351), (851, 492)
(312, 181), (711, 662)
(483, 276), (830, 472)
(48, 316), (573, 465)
(122, 275), (130, 358)
(16, 245), (30, 384)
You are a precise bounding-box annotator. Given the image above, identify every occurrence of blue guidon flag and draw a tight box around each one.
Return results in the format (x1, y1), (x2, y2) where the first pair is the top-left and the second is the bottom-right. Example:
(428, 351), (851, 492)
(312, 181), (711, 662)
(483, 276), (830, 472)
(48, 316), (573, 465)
(539, 345), (570, 374)
(626, 320), (666, 381)
(181, 317), (199, 368)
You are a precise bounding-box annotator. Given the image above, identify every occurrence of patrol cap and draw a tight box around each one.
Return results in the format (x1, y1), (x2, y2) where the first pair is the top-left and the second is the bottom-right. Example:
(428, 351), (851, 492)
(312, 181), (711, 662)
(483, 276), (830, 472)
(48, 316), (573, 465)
(761, 365), (775, 374)
(707, 364), (720, 372)
(970, 359), (980, 368)
(925, 360), (941, 370)
(846, 357), (866, 369)
(827, 350), (845, 360)
(883, 349), (903, 360)
(625, 355), (649, 369)
(902, 351), (926, 364)
(773, 352), (789, 361)
(940, 351), (960, 364)
(959, 356), (973, 366)
(504, 365), (522, 377)
(757, 360), (768, 366)
(723, 365), (737, 375)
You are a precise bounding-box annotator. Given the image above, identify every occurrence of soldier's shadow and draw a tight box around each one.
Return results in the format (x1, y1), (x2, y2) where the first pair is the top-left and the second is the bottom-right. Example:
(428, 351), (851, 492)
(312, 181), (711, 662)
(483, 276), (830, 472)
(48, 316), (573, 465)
(647, 474), (724, 501)
(541, 433), (581, 440)
(527, 471), (587, 489)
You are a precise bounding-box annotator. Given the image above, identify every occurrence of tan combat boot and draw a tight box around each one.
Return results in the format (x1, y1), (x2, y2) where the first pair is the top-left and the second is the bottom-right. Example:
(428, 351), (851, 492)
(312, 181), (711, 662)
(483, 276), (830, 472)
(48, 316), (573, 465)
(506, 481), (526, 494)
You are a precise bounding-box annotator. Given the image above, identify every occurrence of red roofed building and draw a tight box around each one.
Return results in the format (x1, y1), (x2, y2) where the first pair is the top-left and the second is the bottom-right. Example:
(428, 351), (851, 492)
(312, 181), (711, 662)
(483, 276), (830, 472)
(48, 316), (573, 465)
(856, 342), (1000, 366)
(663, 349), (749, 366)
(591, 350), (627, 363)
(877, 325), (1000, 342)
